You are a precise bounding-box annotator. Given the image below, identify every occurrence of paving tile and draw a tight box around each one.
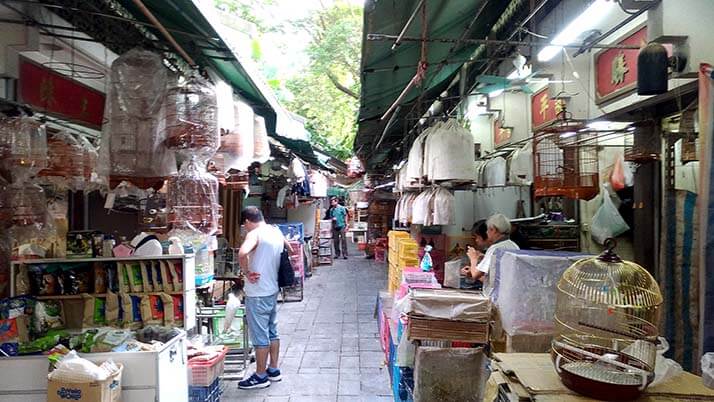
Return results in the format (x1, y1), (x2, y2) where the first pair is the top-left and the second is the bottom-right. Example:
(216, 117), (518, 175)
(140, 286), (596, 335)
(358, 338), (383, 352)
(338, 379), (361, 396)
(266, 397), (290, 402)
(340, 355), (360, 370)
(359, 351), (386, 368)
(360, 371), (393, 396)
(289, 396), (337, 402)
(306, 337), (341, 352)
(301, 351), (339, 368)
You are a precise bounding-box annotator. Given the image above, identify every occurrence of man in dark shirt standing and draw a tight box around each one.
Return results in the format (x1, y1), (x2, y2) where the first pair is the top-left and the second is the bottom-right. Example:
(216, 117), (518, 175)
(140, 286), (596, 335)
(327, 197), (349, 259)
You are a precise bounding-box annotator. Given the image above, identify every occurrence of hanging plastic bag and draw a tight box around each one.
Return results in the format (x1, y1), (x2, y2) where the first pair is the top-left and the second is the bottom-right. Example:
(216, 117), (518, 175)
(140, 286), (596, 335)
(611, 154), (626, 191)
(590, 183), (630, 244)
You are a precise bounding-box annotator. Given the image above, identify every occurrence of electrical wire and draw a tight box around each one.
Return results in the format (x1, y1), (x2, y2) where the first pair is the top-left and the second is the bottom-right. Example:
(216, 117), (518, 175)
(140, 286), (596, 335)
(616, 0), (641, 15)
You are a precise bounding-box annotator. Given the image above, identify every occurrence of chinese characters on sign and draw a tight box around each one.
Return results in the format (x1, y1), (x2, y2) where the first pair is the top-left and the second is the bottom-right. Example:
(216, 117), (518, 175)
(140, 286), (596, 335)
(493, 118), (513, 147)
(531, 87), (566, 129)
(595, 26), (647, 104)
(18, 58), (105, 128)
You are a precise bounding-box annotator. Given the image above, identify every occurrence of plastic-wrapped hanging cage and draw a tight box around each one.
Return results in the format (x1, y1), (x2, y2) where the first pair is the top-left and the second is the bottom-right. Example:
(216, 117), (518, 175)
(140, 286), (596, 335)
(0, 117), (48, 182)
(163, 75), (219, 161)
(99, 48), (175, 190)
(533, 120), (599, 200)
(37, 131), (85, 191)
(166, 159), (220, 245)
(552, 239), (663, 401)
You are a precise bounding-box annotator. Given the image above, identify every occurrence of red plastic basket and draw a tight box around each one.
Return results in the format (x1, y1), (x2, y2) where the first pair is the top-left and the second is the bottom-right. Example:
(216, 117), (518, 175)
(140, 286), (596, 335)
(188, 346), (228, 386)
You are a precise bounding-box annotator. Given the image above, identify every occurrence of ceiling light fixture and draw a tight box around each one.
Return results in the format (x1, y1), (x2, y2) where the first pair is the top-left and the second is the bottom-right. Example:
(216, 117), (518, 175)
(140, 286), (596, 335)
(537, 0), (616, 62)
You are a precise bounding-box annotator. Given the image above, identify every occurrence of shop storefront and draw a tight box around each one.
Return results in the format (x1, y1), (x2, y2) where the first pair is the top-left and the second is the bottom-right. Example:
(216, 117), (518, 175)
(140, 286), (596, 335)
(357, 0), (714, 400)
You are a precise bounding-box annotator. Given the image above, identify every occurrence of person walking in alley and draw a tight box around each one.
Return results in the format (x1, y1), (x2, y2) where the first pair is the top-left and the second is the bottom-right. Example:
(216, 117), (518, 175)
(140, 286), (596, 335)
(238, 206), (291, 389)
(327, 196), (349, 259)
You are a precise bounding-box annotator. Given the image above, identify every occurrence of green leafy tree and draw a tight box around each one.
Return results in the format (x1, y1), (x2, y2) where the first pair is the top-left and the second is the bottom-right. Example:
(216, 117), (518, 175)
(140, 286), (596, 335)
(213, 0), (362, 160)
(286, 2), (362, 159)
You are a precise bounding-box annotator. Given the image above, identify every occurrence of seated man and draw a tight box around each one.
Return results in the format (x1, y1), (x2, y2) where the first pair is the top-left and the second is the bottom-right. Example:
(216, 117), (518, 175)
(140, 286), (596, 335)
(460, 220), (490, 289)
(461, 214), (520, 284)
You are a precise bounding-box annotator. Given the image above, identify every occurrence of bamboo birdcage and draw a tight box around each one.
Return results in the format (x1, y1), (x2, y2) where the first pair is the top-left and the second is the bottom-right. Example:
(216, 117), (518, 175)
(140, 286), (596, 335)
(534, 119), (599, 200)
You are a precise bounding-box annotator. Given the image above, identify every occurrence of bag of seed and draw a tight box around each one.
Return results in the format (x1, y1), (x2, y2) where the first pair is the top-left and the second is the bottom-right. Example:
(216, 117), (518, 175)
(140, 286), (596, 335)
(117, 263), (130, 293)
(140, 294), (164, 326)
(82, 295), (106, 328)
(127, 263), (144, 293)
(150, 262), (163, 292)
(32, 300), (64, 335)
(105, 290), (120, 327)
(158, 261), (173, 292)
(168, 260), (183, 292)
(140, 261), (153, 292)
(171, 294), (184, 327)
(158, 293), (174, 326)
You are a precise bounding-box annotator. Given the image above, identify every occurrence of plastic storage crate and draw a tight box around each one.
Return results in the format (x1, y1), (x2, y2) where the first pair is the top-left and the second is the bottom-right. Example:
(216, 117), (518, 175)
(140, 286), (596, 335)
(189, 377), (222, 402)
(189, 347), (229, 387)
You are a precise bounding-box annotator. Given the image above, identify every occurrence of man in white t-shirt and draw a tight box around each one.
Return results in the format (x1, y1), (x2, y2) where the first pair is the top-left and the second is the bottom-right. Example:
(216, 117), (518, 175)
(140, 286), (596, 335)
(462, 214), (520, 283)
(238, 207), (292, 390)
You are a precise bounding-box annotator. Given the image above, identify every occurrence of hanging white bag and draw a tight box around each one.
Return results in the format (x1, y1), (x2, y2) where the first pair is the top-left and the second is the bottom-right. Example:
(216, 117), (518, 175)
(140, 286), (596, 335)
(590, 183), (630, 244)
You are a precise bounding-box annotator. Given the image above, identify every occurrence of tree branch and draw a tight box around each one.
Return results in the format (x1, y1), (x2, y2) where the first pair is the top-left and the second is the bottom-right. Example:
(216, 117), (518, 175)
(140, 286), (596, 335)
(326, 71), (359, 99)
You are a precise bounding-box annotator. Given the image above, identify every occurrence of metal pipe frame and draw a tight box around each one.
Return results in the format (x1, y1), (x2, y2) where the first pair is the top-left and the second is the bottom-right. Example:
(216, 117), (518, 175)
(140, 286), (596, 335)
(392, 0), (426, 51)
(367, 33), (642, 50)
(131, 0), (196, 67)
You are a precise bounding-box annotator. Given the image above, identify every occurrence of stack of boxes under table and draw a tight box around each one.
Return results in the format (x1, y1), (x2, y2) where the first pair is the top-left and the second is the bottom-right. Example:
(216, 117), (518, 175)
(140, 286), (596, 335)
(401, 288), (492, 401)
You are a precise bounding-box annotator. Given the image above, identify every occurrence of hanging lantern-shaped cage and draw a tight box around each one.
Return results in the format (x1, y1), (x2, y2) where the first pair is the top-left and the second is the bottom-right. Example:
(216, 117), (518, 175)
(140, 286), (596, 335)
(552, 239), (663, 400)
(534, 120), (599, 200)
(164, 76), (219, 161)
(166, 159), (220, 242)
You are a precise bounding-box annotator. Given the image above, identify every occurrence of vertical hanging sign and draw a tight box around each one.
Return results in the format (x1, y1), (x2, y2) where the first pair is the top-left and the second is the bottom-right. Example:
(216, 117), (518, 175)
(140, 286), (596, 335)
(18, 58), (105, 129)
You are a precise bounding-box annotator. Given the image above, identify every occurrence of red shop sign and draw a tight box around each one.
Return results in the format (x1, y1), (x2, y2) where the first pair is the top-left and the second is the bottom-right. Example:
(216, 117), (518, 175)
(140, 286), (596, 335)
(18, 58), (105, 128)
(531, 87), (566, 130)
(493, 118), (512, 147)
(594, 25), (647, 104)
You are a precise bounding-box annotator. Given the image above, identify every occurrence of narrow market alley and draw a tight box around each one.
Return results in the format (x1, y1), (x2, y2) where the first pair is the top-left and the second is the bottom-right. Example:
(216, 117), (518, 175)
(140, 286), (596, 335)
(225, 246), (393, 402)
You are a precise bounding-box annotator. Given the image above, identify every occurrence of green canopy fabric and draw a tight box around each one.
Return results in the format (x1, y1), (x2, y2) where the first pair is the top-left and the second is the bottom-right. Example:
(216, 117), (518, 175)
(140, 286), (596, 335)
(115, 0), (271, 111)
(355, 0), (525, 170)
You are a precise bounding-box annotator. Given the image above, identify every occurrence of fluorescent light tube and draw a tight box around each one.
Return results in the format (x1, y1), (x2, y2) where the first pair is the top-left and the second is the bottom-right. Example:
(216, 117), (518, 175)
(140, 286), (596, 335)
(537, 0), (616, 62)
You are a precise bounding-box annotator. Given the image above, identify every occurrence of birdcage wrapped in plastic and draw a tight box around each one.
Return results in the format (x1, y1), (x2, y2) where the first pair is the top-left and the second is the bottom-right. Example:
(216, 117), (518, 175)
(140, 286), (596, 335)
(218, 100), (254, 172)
(166, 159), (220, 244)
(77, 136), (97, 180)
(99, 48), (175, 190)
(551, 239), (663, 400)
(0, 117), (48, 182)
(37, 131), (85, 190)
(0, 177), (9, 224)
(253, 115), (270, 163)
(6, 182), (48, 228)
(164, 76), (219, 160)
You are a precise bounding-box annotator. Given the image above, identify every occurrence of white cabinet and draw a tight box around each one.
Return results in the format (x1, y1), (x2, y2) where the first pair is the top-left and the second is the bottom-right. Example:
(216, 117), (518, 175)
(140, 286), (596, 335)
(0, 333), (188, 402)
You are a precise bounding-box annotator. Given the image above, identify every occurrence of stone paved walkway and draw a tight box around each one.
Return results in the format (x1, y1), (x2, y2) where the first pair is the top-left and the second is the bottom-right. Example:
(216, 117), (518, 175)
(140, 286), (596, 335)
(223, 247), (392, 402)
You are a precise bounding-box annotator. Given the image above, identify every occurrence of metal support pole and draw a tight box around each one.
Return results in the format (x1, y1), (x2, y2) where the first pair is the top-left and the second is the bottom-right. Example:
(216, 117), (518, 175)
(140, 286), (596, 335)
(392, 0), (426, 51)
(131, 0), (197, 67)
(367, 34), (642, 50)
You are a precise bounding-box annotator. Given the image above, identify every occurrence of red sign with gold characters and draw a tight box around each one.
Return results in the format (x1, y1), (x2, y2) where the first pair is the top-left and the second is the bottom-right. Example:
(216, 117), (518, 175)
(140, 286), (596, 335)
(18, 58), (105, 128)
(594, 25), (647, 104)
(531, 87), (565, 129)
(493, 118), (512, 147)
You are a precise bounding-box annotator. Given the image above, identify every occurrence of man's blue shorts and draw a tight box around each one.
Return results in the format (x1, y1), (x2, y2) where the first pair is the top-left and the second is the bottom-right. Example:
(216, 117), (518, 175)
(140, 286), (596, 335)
(245, 293), (279, 348)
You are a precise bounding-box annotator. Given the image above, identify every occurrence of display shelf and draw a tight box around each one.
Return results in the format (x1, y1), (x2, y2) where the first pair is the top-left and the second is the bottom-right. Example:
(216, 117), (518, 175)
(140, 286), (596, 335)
(35, 292), (185, 300)
(9, 254), (197, 331)
(12, 254), (193, 265)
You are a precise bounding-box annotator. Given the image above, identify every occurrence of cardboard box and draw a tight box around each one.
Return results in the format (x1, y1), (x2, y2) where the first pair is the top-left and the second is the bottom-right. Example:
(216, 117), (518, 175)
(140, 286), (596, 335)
(47, 364), (122, 402)
(506, 332), (553, 353)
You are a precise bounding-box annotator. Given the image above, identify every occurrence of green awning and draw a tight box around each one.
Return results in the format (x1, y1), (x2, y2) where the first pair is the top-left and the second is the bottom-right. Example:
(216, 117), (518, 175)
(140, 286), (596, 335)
(355, 0), (528, 171)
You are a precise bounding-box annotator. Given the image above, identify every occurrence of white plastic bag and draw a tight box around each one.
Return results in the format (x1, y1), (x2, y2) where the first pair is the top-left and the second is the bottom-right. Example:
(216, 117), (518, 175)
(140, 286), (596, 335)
(49, 350), (109, 382)
(650, 337), (683, 386)
(590, 184), (630, 244)
(223, 292), (241, 333)
(703, 352), (714, 389)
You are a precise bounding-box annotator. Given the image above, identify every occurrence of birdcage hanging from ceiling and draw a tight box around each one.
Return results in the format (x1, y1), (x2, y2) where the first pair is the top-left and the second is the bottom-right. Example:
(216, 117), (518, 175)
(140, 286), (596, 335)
(624, 120), (660, 162)
(533, 119), (599, 200)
